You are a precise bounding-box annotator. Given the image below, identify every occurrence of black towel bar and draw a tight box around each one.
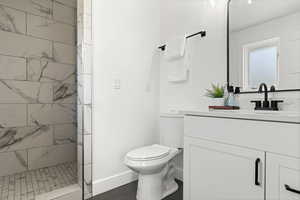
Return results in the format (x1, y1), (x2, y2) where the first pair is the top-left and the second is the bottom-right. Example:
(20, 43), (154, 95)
(158, 30), (206, 51)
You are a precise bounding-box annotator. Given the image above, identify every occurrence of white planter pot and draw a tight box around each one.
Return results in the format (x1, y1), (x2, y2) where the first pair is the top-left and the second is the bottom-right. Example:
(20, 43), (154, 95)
(209, 98), (225, 106)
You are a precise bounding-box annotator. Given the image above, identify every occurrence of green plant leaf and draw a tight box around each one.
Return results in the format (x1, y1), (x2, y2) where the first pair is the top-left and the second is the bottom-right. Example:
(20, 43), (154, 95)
(205, 83), (224, 98)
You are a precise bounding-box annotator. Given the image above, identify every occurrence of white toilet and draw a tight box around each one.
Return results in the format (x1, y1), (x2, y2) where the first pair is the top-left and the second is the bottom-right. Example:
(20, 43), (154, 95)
(124, 114), (183, 200)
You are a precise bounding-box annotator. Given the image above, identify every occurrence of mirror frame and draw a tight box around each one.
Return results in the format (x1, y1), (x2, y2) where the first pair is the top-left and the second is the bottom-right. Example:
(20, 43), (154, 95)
(226, 0), (300, 94)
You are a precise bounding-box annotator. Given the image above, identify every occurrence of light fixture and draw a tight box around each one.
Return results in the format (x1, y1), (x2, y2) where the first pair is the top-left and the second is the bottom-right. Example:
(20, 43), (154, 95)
(248, 0), (253, 4)
(209, 0), (216, 8)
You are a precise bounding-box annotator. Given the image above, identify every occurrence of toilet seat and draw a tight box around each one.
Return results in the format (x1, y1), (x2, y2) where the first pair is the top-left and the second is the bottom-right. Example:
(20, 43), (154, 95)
(126, 145), (170, 161)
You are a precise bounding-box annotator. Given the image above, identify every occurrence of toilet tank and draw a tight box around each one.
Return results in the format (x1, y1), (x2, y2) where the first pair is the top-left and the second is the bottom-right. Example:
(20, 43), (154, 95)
(159, 113), (184, 148)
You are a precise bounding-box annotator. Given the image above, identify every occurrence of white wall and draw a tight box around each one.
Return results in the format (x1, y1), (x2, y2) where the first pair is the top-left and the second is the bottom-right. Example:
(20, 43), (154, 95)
(160, 0), (227, 113)
(159, 0), (228, 179)
(159, 0), (299, 114)
(92, 0), (229, 193)
(92, 0), (300, 195)
(92, 0), (161, 195)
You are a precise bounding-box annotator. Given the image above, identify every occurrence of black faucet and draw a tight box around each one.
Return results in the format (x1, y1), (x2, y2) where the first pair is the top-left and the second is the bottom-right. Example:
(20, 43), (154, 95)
(251, 84), (284, 111)
(258, 83), (269, 108)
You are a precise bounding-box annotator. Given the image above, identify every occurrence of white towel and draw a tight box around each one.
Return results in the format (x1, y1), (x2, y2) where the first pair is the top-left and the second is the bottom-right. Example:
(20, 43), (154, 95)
(164, 35), (189, 83)
(166, 55), (189, 83)
(165, 35), (187, 60)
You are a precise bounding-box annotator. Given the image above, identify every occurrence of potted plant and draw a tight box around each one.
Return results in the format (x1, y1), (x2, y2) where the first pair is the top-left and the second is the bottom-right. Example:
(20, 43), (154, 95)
(205, 83), (225, 106)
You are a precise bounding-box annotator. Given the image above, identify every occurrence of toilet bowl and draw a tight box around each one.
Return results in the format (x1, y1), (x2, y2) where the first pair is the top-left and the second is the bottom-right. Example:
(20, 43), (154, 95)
(124, 114), (183, 200)
(124, 144), (179, 200)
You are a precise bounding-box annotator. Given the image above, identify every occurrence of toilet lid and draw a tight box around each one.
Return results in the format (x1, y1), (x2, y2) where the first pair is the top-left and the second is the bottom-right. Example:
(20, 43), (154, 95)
(126, 145), (170, 161)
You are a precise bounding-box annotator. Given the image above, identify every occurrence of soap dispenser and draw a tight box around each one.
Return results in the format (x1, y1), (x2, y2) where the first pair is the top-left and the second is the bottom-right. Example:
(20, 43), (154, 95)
(226, 86), (236, 107)
(234, 87), (240, 107)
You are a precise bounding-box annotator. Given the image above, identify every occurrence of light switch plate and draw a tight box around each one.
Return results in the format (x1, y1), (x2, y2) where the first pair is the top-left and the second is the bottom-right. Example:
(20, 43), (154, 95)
(113, 79), (121, 89)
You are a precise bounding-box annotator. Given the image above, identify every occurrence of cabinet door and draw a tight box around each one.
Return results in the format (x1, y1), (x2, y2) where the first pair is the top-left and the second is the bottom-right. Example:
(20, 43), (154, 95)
(266, 153), (300, 200)
(184, 137), (265, 200)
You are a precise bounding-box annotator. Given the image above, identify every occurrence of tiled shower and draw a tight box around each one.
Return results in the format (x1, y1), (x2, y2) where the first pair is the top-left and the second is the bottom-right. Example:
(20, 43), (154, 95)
(0, 0), (93, 199)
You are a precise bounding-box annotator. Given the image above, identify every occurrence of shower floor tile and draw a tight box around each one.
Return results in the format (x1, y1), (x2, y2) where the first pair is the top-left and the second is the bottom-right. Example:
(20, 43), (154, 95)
(0, 162), (77, 200)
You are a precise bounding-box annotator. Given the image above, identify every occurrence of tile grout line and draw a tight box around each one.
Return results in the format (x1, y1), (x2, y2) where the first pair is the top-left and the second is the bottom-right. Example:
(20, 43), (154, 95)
(0, 122), (76, 130)
(52, 124), (56, 146)
(0, 29), (77, 47)
(25, 12), (28, 35)
(0, 2), (76, 26)
(53, 0), (77, 10)
(25, 57), (28, 82)
(51, 0), (54, 20)
(26, 103), (29, 128)
(0, 53), (76, 67)
(0, 141), (77, 156)
(26, 24), (76, 45)
(0, 175), (2, 200)
(27, 149), (29, 172)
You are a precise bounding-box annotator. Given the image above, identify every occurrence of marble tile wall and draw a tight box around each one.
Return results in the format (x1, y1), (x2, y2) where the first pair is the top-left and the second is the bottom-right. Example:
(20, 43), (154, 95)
(77, 0), (93, 199)
(0, 0), (77, 177)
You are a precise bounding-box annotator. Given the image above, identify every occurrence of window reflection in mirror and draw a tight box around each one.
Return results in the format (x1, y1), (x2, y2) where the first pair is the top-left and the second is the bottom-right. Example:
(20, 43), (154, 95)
(243, 38), (279, 90)
(228, 0), (300, 92)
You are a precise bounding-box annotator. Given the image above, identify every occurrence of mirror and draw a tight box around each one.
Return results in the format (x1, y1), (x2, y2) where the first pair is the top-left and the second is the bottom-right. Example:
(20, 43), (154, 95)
(228, 0), (300, 92)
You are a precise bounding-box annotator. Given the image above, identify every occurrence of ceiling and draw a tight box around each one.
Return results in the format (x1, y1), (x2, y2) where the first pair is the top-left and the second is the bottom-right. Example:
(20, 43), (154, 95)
(229, 0), (300, 31)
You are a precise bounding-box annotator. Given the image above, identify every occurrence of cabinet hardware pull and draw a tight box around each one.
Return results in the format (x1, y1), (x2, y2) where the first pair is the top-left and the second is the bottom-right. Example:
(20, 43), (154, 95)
(255, 158), (261, 186)
(285, 184), (300, 194)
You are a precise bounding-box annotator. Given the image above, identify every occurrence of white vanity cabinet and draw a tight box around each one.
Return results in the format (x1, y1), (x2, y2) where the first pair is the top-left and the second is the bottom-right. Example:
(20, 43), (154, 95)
(184, 137), (265, 200)
(266, 154), (300, 200)
(184, 113), (300, 200)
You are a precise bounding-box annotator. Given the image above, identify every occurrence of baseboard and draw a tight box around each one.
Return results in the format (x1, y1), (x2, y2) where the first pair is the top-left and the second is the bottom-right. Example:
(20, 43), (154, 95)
(93, 168), (182, 196)
(175, 167), (183, 181)
(93, 170), (138, 196)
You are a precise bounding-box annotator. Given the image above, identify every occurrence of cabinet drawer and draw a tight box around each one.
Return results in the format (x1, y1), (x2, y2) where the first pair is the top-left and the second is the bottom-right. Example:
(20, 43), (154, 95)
(184, 116), (300, 158)
(267, 153), (300, 200)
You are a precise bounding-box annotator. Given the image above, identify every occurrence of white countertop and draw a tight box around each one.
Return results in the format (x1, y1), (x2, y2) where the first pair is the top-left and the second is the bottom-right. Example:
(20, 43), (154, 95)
(182, 110), (300, 124)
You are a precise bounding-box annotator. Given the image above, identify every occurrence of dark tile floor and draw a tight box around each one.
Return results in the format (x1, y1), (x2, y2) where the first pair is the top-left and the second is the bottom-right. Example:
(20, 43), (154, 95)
(91, 179), (183, 200)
